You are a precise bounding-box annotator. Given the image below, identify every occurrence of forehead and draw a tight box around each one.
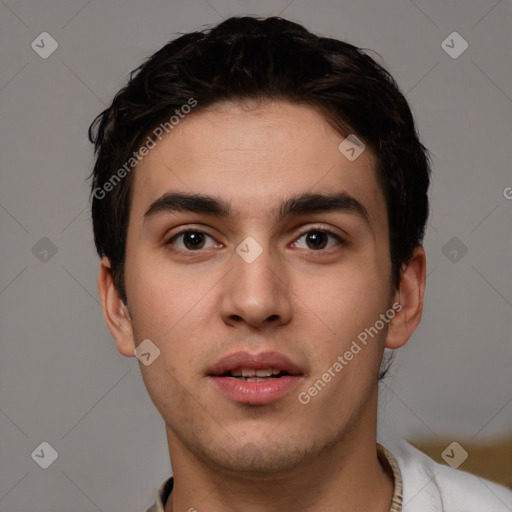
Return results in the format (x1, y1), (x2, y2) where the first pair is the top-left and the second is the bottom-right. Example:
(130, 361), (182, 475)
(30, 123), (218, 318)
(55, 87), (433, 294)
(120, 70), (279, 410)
(129, 100), (386, 227)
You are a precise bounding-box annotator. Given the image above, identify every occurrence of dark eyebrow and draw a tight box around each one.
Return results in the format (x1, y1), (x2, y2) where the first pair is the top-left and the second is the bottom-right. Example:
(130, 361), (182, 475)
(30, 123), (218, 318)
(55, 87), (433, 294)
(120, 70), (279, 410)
(143, 191), (370, 226)
(276, 192), (370, 226)
(144, 192), (232, 221)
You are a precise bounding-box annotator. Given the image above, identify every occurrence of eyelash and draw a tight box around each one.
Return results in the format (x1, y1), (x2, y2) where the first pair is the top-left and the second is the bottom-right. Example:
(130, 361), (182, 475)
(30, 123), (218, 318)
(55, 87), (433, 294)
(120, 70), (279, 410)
(165, 226), (347, 253)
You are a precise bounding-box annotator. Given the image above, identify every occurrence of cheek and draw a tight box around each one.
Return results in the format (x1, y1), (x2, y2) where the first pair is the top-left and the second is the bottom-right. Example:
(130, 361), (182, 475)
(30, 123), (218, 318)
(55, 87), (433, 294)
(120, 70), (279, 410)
(294, 267), (388, 411)
(138, 356), (204, 429)
(127, 269), (208, 418)
(125, 249), (211, 336)
(125, 253), (223, 388)
(295, 262), (390, 343)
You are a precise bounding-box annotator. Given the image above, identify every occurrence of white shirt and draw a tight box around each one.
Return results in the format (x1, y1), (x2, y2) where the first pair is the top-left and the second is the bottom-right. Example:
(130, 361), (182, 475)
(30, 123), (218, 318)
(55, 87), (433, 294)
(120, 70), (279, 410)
(385, 440), (512, 511)
(147, 441), (512, 511)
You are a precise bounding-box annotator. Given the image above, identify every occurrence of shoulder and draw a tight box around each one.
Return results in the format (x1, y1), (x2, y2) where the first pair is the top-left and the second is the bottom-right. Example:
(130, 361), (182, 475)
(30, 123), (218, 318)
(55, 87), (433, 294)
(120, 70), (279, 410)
(383, 440), (512, 512)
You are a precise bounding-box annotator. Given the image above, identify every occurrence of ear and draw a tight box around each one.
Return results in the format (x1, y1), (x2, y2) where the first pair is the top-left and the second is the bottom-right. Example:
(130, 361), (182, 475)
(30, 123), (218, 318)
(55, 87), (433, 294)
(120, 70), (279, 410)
(385, 246), (427, 349)
(97, 256), (136, 358)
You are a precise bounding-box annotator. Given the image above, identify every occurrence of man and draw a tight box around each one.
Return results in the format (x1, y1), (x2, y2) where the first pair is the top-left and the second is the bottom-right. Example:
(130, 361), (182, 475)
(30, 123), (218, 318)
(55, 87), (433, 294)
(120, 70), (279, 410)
(88, 16), (512, 512)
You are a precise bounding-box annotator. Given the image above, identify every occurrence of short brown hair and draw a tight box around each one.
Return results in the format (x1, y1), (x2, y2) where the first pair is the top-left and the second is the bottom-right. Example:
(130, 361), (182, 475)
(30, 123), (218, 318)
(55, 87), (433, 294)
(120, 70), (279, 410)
(88, 16), (431, 305)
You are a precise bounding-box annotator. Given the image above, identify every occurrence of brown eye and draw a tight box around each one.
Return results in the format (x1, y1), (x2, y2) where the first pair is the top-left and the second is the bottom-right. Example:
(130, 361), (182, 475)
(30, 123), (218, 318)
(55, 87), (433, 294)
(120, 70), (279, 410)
(182, 232), (205, 250)
(292, 229), (343, 251)
(167, 230), (216, 251)
(305, 231), (328, 249)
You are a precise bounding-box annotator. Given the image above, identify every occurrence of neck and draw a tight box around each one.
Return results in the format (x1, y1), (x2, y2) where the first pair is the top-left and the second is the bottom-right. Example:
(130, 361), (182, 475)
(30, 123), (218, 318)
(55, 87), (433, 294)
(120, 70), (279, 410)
(164, 395), (393, 512)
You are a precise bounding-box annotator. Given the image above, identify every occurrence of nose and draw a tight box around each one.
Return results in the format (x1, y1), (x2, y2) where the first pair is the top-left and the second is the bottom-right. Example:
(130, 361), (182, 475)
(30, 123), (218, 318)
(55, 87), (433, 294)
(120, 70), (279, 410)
(219, 238), (293, 329)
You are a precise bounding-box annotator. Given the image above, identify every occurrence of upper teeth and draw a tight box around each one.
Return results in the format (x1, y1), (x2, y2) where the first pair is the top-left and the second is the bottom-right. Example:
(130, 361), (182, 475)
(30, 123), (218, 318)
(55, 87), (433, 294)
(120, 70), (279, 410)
(229, 368), (282, 377)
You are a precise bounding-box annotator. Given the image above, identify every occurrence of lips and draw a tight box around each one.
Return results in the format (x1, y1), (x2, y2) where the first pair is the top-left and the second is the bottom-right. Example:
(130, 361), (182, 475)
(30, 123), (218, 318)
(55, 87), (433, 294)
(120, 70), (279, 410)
(207, 351), (304, 405)
(207, 350), (303, 377)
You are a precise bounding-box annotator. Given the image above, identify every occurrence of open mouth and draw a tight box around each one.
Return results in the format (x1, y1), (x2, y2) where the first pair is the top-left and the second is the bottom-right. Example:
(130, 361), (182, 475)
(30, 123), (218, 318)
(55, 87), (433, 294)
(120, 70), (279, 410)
(218, 368), (294, 382)
(207, 352), (304, 404)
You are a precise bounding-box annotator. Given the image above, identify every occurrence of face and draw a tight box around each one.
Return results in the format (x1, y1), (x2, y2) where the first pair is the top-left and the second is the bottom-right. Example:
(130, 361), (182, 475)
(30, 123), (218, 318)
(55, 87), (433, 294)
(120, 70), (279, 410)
(108, 100), (402, 475)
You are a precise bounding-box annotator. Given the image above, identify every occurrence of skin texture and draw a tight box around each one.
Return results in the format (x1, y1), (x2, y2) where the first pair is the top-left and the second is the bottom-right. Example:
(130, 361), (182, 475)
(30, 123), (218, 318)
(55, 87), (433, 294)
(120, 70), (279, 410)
(98, 100), (426, 511)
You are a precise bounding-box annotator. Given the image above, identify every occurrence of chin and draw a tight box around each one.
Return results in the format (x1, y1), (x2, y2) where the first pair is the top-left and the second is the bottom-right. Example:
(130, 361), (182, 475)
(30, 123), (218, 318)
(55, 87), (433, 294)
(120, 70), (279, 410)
(194, 436), (315, 478)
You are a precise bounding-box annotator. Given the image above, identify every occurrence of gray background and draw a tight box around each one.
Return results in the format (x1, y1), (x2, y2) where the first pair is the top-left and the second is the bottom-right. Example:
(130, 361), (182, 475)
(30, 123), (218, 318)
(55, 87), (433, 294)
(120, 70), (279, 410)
(0, 0), (511, 511)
